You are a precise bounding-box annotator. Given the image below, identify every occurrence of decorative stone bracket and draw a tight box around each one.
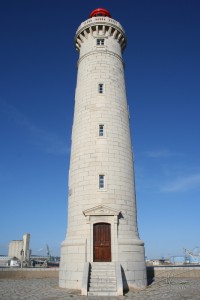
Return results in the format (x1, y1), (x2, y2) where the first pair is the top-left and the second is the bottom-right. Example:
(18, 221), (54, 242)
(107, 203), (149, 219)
(75, 17), (126, 51)
(83, 204), (120, 217)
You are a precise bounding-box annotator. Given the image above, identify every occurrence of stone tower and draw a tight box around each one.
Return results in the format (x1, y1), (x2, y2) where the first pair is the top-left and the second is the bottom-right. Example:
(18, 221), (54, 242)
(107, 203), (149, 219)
(59, 8), (147, 294)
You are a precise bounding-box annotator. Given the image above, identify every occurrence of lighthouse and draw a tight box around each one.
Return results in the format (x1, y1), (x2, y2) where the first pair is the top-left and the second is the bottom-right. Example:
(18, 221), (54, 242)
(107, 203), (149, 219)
(59, 8), (147, 295)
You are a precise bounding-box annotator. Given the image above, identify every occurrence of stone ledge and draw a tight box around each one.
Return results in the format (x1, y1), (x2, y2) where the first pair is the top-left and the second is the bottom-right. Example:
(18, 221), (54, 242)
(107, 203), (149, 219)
(0, 268), (59, 279)
(147, 266), (200, 279)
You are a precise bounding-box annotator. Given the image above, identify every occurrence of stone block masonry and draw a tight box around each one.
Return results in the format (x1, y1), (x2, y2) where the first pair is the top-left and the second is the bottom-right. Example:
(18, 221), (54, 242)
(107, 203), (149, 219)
(59, 8), (147, 293)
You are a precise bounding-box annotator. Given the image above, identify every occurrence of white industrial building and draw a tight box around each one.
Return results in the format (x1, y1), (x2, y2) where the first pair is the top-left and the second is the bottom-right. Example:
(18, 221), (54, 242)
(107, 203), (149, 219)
(8, 233), (30, 262)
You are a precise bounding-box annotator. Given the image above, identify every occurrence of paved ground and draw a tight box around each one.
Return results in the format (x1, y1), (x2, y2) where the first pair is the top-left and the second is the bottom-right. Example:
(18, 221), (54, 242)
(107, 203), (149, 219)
(0, 277), (200, 299)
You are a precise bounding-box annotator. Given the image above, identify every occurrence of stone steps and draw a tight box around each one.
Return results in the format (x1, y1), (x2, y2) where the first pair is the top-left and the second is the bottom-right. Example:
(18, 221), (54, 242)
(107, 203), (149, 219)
(88, 262), (117, 296)
(90, 278), (116, 283)
(88, 291), (118, 296)
(90, 282), (116, 287)
(90, 274), (116, 278)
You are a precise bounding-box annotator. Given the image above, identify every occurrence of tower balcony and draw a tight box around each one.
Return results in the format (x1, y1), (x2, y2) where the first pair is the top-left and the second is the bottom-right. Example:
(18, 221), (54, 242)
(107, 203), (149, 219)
(75, 16), (126, 52)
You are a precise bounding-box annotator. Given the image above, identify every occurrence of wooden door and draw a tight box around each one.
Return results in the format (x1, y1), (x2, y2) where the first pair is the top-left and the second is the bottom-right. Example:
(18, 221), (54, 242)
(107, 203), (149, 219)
(93, 223), (111, 262)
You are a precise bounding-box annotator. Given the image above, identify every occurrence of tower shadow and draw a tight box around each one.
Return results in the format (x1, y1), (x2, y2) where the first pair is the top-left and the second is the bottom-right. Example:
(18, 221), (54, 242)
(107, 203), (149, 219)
(147, 266), (155, 285)
(121, 265), (129, 293)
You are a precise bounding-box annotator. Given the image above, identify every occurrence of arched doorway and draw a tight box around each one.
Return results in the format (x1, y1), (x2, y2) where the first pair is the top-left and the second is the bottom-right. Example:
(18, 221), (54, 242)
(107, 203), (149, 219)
(93, 223), (111, 262)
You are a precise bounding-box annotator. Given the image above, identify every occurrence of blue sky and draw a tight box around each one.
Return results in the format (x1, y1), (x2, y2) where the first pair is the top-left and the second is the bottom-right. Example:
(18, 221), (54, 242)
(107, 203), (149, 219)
(0, 0), (200, 259)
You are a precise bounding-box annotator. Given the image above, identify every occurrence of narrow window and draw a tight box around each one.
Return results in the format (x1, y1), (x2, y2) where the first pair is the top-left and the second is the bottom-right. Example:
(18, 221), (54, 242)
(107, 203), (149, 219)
(99, 124), (104, 136)
(99, 175), (105, 189)
(96, 38), (105, 45)
(98, 83), (104, 94)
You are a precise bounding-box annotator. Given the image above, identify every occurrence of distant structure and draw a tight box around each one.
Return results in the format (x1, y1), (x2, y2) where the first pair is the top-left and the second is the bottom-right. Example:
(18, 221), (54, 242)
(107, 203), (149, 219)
(59, 8), (147, 295)
(8, 233), (30, 262)
(146, 258), (166, 266)
(8, 240), (23, 260)
(184, 247), (200, 264)
(170, 256), (185, 265)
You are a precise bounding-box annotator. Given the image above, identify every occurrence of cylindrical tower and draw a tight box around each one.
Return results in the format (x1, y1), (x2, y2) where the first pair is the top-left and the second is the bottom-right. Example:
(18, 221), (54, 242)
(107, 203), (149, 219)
(59, 8), (147, 292)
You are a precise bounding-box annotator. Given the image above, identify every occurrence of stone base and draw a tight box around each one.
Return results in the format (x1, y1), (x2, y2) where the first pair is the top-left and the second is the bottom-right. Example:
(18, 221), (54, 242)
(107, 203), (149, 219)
(59, 238), (147, 292)
(59, 239), (86, 290)
(118, 238), (147, 291)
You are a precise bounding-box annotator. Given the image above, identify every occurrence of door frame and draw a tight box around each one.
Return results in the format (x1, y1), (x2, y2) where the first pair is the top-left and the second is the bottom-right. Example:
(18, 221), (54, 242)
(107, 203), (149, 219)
(83, 205), (120, 263)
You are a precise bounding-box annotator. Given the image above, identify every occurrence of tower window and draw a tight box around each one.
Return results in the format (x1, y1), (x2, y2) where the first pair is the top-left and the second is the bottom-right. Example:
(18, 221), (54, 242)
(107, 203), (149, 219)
(99, 175), (105, 189)
(97, 39), (105, 46)
(98, 83), (104, 93)
(99, 124), (104, 136)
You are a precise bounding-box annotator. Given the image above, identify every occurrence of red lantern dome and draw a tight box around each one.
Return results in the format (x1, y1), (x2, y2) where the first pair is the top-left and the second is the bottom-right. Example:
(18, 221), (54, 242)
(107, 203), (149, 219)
(90, 8), (111, 18)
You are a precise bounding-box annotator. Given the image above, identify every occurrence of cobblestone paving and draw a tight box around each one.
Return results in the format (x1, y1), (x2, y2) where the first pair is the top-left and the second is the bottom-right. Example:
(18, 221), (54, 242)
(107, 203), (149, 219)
(0, 278), (200, 300)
